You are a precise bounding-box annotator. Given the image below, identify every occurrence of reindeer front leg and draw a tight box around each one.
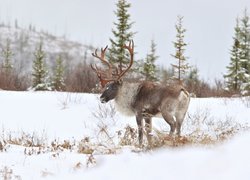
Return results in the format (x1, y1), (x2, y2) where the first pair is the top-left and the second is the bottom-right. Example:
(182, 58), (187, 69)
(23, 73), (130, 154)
(145, 117), (152, 147)
(136, 113), (143, 146)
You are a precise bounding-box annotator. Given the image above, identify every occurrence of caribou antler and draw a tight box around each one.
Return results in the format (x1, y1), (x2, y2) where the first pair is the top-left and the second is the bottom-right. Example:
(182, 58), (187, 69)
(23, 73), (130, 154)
(91, 40), (134, 87)
(90, 64), (103, 79)
(116, 40), (134, 81)
(91, 46), (115, 87)
(91, 46), (112, 70)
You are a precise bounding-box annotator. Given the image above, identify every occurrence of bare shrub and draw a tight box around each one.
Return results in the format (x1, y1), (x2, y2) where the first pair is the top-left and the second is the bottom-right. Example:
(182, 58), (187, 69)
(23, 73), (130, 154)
(0, 139), (7, 152)
(24, 146), (47, 156)
(51, 139), (74, 151)
(0, 166), (21, 180)
(77, 137), (94, 154)
(92, 102), (116, 120)
(24, 138), (77, 156)
(185, 78), (232, 97)
(146, 117), (249, 149)
(127, 107), (250, 149)
(91, 102), (118, 147)
(41, 170), (54, 178)
(73, 155), (97, 170)
(118, 125), (137, 146)
(0, 67), (29, 90)
(96, 121), (115, 145)
(118, 125), (190, 149)
(183, 108), (250, 145)
(64, 62), (98, 92)
(241, 96), (250, 108)
(73, 162), (83, 170)
(86, 154), (96, 168)
(149, 130), (191, 148)
(77, 136), (117, 155)
(5, 131), (47, 148)
(57, 92), (84, 109)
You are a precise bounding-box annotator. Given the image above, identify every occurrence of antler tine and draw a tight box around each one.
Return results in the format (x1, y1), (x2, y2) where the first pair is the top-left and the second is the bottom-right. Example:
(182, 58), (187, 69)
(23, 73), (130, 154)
(101, 46), (108, 57)
(116, 40), (134, 80)
(90, 63), (98, 72)
(91, 45), (118, 87)
(123, 40), (134, 57)
(90, 64), (103, 78)
(92, 45), (114, 77)
(91, 45), (112, 69)
(91, 63), (115, 88)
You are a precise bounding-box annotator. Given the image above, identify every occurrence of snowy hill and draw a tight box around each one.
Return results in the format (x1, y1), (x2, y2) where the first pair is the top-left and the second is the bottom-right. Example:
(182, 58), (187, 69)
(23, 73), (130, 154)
(0, 25), (94, 72)
(0, 90), (250, 179)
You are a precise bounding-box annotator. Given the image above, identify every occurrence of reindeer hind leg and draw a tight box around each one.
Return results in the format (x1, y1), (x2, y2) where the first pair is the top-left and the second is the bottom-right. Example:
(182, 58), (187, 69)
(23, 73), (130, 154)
(161, 111), (176, 136)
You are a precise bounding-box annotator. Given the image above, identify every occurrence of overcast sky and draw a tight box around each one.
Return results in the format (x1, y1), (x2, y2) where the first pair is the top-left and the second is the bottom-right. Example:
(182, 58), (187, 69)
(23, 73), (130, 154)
(0, 0), (250, 81)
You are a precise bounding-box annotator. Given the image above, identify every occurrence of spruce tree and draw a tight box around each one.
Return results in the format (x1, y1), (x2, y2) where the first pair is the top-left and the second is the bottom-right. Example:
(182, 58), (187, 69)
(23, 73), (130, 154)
(239, 9), (250, 72)
(52, 55), (65, 91)
(224, 18), (243, 92)
(32, 41), (50, 91)
(1, 38), (14, 89)
(171, 16), (189, 81)
(142, 39), (159, 81)
(109, 0), (135, 72)
(1, 38), (13, 71)
(239, 9), (250, 92)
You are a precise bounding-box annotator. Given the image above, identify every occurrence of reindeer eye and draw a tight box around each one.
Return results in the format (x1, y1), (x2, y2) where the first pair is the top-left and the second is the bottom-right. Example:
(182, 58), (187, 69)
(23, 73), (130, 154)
(106, 86), (110, 90)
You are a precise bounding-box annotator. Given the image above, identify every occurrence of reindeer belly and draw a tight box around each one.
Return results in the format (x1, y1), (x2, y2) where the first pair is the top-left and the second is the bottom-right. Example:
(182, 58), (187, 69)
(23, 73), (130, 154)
(142, 112), (163, 118)
(142, 104), (162, 118)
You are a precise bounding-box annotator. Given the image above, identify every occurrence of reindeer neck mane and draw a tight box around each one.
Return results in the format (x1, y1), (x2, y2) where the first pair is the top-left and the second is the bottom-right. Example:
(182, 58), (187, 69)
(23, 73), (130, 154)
(114, 81), (140, 116)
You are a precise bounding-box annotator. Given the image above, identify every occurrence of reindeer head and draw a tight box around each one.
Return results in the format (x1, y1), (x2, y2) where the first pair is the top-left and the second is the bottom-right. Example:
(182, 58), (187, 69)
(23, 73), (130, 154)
(100, 80), (121, 103)
(91, 40), (134, 103)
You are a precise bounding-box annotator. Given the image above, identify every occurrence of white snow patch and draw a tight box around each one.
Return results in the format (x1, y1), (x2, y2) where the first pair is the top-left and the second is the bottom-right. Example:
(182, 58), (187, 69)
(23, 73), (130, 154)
(0, 91), (250, 180)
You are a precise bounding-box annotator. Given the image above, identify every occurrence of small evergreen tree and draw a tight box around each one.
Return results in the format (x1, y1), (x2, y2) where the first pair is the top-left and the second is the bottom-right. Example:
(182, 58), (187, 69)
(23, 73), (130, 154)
(1, 38), (13, 71)
(0, 38), (14, 89)
(224, 18), (243, 92)
(142, 39), (159, 81)
(239, 9), (250, 71)
(239, 9), (250, 93)
(32, 41), (51, 91)
(52, 55), (65, 91)
(109, 0), (136, 72)
(171, 16), (189, 81)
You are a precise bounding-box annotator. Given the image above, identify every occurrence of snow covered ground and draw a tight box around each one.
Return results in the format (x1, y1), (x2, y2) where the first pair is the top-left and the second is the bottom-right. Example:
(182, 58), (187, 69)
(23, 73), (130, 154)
(0, 90), (250, 180)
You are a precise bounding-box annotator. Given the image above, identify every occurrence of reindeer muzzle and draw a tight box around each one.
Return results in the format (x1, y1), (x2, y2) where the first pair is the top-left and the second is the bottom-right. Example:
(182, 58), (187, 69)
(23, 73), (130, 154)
(100, 97), (107, 103)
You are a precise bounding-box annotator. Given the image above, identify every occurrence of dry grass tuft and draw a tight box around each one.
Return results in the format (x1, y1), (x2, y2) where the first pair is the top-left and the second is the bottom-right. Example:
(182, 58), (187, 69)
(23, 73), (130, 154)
(5, 131), (47, 148)
(77, 137), (94, 154)
(117, 107), (250, 150)
(118, 125), (138, 146)
(86, 154), (96, 168)
(0, 140), (7, 152)
(0, 166), (21, 180)
(41, 169), (54, 178)
(147, 109), (250, 149)
(241, 96), (250, 108)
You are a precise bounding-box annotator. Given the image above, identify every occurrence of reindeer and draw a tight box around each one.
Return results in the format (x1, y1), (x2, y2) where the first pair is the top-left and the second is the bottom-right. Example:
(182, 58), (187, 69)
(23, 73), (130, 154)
(91, 40), (190, 146)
